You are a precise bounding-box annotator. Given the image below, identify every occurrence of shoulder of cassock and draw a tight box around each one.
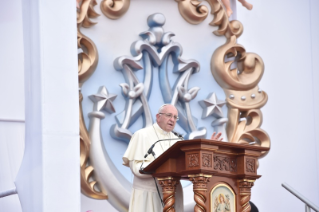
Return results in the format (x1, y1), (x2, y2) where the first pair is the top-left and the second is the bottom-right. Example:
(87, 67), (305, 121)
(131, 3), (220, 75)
(122, 124), (177, 167)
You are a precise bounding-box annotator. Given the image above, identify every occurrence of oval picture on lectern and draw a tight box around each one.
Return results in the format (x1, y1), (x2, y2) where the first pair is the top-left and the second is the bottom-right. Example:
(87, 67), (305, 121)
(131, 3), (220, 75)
(211, 183), (236, 212)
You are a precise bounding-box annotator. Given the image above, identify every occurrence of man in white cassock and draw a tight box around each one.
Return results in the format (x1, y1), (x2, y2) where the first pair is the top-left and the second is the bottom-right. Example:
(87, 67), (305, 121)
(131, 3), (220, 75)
(123, 104), (223, 212)
(122, 104), (183, 212)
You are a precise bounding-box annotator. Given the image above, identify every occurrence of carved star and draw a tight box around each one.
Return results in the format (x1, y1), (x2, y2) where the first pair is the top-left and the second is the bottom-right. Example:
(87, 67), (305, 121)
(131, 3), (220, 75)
(198, 93), (226, 119)
(89, 86), (117, 113)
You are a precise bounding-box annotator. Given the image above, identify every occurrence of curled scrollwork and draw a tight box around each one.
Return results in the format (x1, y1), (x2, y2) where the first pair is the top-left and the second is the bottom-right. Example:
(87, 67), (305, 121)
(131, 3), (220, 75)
(207, 0), (243, 38)
(175, 0), (209, 25)
(77, 0), (99, 28)
(176, 0), (243, 38)
(78, 0), (107, 199)
(100, 0), (130, 20)
(78, 31), (98, 87)
(211, 34), (270, 157)
(175, 0), (270, 157)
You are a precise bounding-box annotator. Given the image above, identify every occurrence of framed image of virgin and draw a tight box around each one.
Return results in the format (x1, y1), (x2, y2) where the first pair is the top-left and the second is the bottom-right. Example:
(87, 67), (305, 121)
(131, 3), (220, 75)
(211, 183), (236, 212)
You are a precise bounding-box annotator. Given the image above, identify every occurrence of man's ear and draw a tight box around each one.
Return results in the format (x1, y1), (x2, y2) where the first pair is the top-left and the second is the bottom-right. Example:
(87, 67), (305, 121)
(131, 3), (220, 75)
(155, 113), (160, 120)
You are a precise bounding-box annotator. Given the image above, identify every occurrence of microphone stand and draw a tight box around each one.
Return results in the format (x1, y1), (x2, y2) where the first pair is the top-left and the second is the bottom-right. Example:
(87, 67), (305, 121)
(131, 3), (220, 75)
(140, 132), (183, 208)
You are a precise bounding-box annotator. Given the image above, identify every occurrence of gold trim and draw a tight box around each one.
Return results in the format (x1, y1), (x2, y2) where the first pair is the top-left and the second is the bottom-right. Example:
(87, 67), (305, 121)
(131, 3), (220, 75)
(162, 191), (175, 194)
(211, 34), (270, 158)
(242, 201), (249, 207)
(175, 0), (270, 158)
(239, 193), (251, 196)
(214, 150), (260, 157)
(195, 192), (206, 199)
(242, 204), (251, 212)
(176, 0), (243, 38)
(210, 183), (236, 212)
(77, 0), (99, 28)
(100, 0), (130, 20)
(188, 173), (212, 178)
(196, 203), (205, 211)
(78, 0), (107, 200)
(165, 206), (173, 212)
(157, 176), (177, 181)
(175, 0), (209, 25)
(183, 147), (218, 152)
(77, 0), (271, 202)
(237, 179), (255, 183)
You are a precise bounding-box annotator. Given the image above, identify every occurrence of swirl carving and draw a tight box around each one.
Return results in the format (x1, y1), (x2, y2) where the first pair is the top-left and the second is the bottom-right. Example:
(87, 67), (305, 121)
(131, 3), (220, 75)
(206, 0), (243, 38)
(246, 158), (255, 173)
(188, 154), (200, 167)
(176, 0), (269, 156)
(237, 179), (255, 212)
(213, 156), (236, 172)
(158, 177), (179, 212)
(78, 0), (106, 199)
(189, 175), (211, 212)
(175, 0), (209, 25)
(77, 0), (99, 28)
(211, 35), (270, 157)
(202, 153), (212, 167)
(176, 0), (243, 38)
(100, 0), (130, 20)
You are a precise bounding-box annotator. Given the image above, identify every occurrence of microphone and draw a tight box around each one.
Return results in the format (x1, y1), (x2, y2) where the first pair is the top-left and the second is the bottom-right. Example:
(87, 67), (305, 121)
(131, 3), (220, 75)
(144, 138), (180, 158)
(172, 130), (184, 140)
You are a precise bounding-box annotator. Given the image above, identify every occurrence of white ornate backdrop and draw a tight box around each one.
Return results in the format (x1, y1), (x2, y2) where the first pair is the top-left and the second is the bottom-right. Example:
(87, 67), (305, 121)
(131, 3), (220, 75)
(0, 0), (319, 211)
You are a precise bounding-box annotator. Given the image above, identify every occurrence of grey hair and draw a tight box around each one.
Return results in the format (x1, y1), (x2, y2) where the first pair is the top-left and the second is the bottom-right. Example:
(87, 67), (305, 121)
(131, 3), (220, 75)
(158, 104), (169, 113)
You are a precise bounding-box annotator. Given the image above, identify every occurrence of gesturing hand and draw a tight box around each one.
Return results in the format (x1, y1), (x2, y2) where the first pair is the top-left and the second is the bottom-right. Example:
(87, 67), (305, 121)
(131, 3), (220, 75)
(211, 132), (223, 141)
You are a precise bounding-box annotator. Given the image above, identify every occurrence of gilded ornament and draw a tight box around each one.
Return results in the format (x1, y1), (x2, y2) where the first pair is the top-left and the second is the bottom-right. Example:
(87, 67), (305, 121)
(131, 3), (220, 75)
(211, 34), (270, 157)
(175, 0), (243, 38)
(77, 0), (107, 199)
(175, 0), (271, 156)
(76, 0), (271, 206)
(175, 0), (209, 25)
(77, 0), (99, 28)
(100, 0), (130, 20)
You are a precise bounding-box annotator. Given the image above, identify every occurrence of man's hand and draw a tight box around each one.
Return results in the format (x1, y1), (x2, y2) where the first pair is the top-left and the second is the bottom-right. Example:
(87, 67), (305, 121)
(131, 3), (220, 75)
(211, 132), (223, 141)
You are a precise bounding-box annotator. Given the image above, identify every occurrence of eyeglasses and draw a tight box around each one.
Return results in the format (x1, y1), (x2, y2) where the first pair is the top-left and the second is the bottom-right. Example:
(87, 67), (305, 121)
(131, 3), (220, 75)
(159, 113), (179, 121)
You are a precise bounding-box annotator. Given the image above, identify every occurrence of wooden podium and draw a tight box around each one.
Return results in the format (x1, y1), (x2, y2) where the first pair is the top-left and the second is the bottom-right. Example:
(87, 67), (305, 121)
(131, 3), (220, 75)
(142, 139), (269, 212)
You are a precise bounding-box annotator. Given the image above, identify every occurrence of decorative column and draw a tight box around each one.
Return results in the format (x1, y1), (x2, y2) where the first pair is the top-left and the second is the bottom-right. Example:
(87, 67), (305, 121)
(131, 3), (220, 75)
(17, 0), (80, 211)
(237, 179), (255, 212)
(157, 177), (179, 212)
(189, 174), (212, 212)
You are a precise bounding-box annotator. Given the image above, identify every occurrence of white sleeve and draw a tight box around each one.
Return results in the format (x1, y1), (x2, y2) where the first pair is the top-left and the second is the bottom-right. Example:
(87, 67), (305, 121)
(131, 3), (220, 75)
(129, 160), (153, 179)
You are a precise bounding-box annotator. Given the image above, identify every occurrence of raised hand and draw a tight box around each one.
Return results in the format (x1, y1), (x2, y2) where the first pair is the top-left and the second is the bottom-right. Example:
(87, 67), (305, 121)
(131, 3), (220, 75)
(211, 132), (223, 141)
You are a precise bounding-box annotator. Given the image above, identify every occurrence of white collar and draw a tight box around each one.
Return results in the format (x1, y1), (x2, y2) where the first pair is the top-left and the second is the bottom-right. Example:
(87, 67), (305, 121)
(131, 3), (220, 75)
(153, 123), (170, 135)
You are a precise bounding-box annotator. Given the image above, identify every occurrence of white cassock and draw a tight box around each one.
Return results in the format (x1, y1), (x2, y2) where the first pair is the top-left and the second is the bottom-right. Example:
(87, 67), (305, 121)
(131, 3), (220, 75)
(122, 123), (184, 212)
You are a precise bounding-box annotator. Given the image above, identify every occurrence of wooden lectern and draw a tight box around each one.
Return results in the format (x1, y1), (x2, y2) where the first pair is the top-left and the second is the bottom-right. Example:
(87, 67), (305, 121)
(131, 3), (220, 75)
(142, 139), (269, 212)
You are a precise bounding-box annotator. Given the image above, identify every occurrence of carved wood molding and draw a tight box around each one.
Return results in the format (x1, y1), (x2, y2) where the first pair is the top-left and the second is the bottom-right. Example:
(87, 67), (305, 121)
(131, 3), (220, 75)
(237, 179), (255, 212)
(189, 174), (212, 212)
(246, 158), (255, 173)
(202, 153), (212, 168)
(188, 153), (200, 167)
(158, 177), (179, 212)
(213, 155), (237, 172)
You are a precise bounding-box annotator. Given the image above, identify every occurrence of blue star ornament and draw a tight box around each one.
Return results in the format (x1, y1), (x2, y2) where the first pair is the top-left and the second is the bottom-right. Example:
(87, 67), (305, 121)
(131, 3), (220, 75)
(89, 86), (117, 113)
(199, 93), (226, 119)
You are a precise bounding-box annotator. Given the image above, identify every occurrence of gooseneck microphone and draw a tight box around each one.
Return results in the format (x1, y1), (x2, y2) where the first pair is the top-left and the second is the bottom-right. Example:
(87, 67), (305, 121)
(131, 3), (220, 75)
(144, 138), (181, 158)
(172, 130), (184, 140)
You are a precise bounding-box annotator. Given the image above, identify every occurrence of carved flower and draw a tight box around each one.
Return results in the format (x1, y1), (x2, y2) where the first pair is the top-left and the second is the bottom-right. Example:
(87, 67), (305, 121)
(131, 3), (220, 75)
(177, 85), (200, 102)
(119, 83), (144, 99)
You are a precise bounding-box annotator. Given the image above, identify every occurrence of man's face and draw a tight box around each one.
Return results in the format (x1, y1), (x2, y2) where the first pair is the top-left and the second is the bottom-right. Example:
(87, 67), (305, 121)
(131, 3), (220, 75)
(156, 105), (178, 132)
